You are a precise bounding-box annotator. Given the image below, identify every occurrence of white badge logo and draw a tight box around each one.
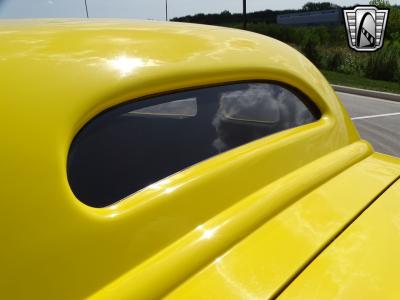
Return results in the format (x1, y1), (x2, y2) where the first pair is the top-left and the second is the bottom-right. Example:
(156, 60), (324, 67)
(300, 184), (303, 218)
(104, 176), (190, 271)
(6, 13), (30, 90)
(343, 6), (389, 52)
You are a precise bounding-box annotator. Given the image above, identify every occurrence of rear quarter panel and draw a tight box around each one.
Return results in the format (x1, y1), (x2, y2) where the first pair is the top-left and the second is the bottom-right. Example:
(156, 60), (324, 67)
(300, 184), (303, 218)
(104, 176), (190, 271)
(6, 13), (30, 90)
(93, 153), (400, 299)
(278, 155), (400, 300)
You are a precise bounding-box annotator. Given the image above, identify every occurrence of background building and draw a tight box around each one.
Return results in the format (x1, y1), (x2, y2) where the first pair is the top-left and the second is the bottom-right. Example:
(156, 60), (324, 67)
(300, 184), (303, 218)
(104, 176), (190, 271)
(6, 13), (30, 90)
(277, 9), (343, 26)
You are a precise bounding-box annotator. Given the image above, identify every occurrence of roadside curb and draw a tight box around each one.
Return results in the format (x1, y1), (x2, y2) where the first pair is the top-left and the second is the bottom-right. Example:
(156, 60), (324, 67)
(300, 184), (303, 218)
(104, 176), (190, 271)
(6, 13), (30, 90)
(332, 85), (400, 102)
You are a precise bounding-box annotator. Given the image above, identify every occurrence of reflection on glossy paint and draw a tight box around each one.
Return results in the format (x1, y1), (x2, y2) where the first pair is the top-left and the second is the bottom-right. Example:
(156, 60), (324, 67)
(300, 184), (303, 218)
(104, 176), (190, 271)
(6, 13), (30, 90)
(215, 257), (222, 263)
(164, 186), (178, 194)
(196, 224), (219, 240)
(108, 213), (118, 219)
(147, 178), (172, 191)
(215, 258), (262, 300)
(108, 204), (119, 210)
(106, 55), (158, 76)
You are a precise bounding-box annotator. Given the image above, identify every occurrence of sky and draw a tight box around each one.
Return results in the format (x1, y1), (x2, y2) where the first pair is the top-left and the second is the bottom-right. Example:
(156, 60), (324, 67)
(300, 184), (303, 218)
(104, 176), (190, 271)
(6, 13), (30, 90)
(0, 0), (397, 19)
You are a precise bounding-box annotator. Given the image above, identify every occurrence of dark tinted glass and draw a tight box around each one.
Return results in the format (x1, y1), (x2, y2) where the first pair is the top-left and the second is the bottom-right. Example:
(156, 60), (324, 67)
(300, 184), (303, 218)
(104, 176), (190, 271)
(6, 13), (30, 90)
(68, 83), (320, 207)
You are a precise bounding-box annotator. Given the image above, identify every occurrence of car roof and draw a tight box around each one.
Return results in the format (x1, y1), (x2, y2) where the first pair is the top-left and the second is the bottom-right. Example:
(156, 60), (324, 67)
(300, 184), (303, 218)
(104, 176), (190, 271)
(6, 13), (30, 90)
(1, 19), (359, 153)
(0, 19), (342, 120)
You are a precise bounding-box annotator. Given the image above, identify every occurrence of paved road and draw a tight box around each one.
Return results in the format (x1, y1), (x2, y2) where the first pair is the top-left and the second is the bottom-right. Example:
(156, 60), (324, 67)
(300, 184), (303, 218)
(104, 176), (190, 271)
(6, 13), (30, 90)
(337, 92), (400, 157)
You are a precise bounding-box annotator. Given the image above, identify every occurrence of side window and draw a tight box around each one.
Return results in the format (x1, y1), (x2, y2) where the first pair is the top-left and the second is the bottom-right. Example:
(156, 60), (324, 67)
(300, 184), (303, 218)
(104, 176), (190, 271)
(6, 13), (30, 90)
(67, 82), (320, 207)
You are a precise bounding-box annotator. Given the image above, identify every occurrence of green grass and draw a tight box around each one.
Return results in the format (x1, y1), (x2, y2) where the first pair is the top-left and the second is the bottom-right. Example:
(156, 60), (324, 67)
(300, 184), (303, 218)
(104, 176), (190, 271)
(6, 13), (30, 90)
(322, 70), (400, 94)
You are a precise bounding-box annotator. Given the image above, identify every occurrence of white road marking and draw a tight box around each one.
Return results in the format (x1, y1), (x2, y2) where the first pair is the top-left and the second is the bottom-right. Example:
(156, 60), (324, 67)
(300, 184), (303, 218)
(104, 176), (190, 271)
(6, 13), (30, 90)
(336, 92), (400, 106)
(352, 112), (400, 120)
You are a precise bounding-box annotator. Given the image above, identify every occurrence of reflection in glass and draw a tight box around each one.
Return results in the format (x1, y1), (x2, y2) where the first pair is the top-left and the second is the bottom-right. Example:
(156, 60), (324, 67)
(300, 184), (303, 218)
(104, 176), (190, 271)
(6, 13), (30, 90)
(68, 82), (320, 207)
(220, 86), (280, 124)
(127, 98), (197, 118)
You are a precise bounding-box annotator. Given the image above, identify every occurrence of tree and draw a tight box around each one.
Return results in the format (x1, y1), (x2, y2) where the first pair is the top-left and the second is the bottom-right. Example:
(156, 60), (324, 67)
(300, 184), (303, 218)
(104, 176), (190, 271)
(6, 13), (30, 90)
(369, 0), (391, 8)
(369, 0), (400, 40)
(301, 31), (322, 67)
(302, 2), (338, 11)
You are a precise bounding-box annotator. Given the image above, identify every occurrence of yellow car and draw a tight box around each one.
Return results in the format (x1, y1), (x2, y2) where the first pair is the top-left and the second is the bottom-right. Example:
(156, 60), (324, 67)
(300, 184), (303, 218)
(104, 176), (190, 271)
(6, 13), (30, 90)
(1, 19), (400, 300)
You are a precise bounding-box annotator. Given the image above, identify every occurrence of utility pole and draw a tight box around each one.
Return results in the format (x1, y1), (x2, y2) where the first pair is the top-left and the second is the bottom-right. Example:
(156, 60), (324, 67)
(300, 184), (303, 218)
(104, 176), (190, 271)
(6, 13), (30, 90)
(84, 0), (89, 18)
(243, 0), (247, 29)
(165, 0), (168, 21)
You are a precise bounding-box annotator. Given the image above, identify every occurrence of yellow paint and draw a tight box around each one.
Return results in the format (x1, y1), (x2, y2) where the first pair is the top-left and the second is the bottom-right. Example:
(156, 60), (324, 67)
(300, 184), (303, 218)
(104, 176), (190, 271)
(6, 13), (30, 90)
(0, 19), (398, 299)
(278, 170), (400, 300)
(163, 153), (400, 300)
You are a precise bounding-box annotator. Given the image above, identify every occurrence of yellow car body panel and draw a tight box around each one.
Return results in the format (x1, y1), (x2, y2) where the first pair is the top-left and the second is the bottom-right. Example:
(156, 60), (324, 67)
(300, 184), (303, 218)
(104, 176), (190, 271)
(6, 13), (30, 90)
(163, 153), (400, 300)
(278, 178), (400, 300)
(0, 20), (399, 299)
